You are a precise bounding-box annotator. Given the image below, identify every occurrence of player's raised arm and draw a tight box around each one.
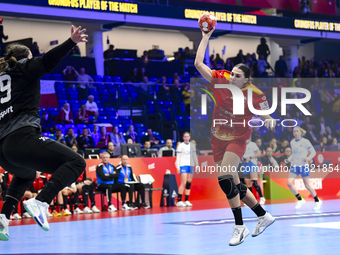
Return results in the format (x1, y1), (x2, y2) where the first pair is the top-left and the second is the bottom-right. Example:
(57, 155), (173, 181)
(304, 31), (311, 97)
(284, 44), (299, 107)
(194, 29), (214, 83)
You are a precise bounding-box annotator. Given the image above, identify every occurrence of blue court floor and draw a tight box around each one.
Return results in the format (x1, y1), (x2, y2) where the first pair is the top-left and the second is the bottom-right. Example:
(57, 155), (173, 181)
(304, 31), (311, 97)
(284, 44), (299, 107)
(1, 199), (339, 255)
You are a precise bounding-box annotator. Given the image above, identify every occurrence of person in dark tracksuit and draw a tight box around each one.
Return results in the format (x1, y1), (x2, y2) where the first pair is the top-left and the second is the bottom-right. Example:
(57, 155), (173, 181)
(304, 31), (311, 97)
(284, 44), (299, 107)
(0, 26), (88, 241)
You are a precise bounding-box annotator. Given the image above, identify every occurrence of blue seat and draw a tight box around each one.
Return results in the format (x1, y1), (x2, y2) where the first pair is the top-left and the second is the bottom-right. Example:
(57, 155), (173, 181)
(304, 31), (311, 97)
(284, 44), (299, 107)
(106, 107), (116, 112)
(55, 82), (66, 91)
(98, 83), (107, 90)
(70, 99), (79, 104)
(103, 75), (113, 82)
(58, 99), (68, 106)
(71, 104), (80, 111)
(48, 107), (59, 112)
(112, 76), (121, 82)
(93, 75), (103, 82)
(80, 99), (87, 104)
(52, 73), (64, 80)
(146, 100), (157, 114)
(42, 73), (53, 80)
(69, 92), (79, 99)
(55, 124), (64, 130)
(65, 124), (76, 130)
(77, 124), (88, 130)
(39, 107), (46, 112)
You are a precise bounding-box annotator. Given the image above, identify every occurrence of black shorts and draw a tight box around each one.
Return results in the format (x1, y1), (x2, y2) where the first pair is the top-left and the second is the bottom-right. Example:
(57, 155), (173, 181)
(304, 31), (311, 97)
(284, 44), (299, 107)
(0, 126), (84, 180)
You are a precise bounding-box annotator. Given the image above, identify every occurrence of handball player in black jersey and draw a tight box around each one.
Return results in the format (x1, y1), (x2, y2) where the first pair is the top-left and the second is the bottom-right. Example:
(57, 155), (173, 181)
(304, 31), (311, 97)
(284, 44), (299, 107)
(0, 26), (87, 241)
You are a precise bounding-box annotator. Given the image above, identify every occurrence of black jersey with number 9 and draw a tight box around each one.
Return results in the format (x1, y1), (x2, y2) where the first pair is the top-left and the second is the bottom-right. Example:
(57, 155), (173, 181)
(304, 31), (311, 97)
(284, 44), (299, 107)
(0, 38), (76, 139)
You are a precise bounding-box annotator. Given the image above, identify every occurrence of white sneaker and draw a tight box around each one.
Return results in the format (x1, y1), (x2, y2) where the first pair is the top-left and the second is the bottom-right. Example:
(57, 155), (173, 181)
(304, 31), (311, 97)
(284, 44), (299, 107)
(184, 201), (193, 207)
(229, 225), (249, 246)
(46, 211), (53, 217)
(23, 212), (32, 218)
(10, 215), (14, 220)
(260, 197), (266, 205)
(74, 207), (84, 214)
(0, 214), (9, 241)
(176, 201), (186, 207)
(252, 212), (275, 237)
(295, 199), (306, 209)
(23, 198), (50, 231)
(91, 206), (100, 213)
(13, 213), (22, 220)
(64, 209), (72, 215)
(313, 199), (322, 210)
(83, 206), (93, 214)
(121, 203), (131, 211)
(108, 205), (117, 212)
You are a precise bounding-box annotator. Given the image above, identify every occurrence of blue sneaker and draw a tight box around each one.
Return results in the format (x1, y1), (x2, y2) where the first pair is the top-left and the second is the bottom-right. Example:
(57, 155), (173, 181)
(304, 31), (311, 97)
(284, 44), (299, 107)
(23, 198), (50, 231)
(0, 214), (9, 241)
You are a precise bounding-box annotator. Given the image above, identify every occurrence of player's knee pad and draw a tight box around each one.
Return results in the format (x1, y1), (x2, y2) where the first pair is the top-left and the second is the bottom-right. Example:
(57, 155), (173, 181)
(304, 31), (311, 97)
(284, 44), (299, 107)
(185, 182), (191, 189)
(236, 183), (248, 200)
(218, 175), (239, 199)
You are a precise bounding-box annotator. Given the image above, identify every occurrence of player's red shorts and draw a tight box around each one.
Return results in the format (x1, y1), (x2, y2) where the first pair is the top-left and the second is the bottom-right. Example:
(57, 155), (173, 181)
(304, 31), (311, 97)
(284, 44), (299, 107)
(211, 135), (246, 162)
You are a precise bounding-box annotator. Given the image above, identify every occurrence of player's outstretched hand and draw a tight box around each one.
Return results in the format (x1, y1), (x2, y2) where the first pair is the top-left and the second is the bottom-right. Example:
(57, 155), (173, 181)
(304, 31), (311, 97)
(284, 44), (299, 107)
(264, 118), (276, 130)
(202, 27), (215, 39)
(71, 25), (88, 43)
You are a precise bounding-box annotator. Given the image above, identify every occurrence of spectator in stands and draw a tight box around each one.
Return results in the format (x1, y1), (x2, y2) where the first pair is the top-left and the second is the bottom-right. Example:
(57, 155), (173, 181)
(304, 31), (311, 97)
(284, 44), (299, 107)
(96, 126), (111, 148)
(30, 42), (40, 57)
(234, 49), (245, 65)
(315, 117), (329, 137)
(332, 137), (338, 145)
(224, 58), (234, 71)
(335, 119), (340, 139)
(278, 139), (289, 153)
(104, 44), (115, 60)
(257, 55), (268, 77)
(324, 126), (334, 144)
(106, 142), (118, 158)
(109, 126), (126, 146)
(85, 95), (99, 121)
(141, 128), (160, 147)
(305, 125), (319, 145)
(268, 138), (280, 153)
(158, 139), (176, 157)
(125, 125), (139, 144)
(319, 136), (328, 151)
(96, 151), (129, 211)
(77, 128), (94, 151)
(77, 67), (93, 98)
(260, 147), (279, 170)
(214, 53), (224, 70)
(77, 104), (90, 124)
(54, 129), (66, 145)
(170, 78), (182, 105)
(301, 116), (311, 131)
(91, 125), (101, 146)
(264, 129), (278, 143)
(41, 111), (55, 133)
(71, 144), (83, 156)
(256, 37), (270, 62)
(255, 138), (265, 154)
(63, 66), (78, 88)
(65, 128), (77, 148)
(127, 138), (133, 144)
(278, 147), (292, 169)
(55, 103), (74, 124)
(0, 19), (8, 57)
(182, 83), (191, 115)
(274, 56), (287, 77)
(115, 155), (150, 209)
(140, 50), (149, 64)
(158, 76), (170, 98)
(251, 127), (263, 142)
(69, 45), (81, 57)
(126, 67), (140, 83)
(301, 64), (311, 78)
(142, 141), (152, 157)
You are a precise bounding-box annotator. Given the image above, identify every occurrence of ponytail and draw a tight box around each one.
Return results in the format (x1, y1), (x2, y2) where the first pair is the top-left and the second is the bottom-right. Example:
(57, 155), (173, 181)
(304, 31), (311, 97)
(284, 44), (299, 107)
(0, 56), (17, 73)
(0, 43), (30, 73)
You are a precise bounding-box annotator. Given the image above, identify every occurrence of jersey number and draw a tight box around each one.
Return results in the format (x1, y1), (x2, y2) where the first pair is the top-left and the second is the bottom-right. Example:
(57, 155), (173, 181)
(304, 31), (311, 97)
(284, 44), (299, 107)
(0, 75), (11, 104)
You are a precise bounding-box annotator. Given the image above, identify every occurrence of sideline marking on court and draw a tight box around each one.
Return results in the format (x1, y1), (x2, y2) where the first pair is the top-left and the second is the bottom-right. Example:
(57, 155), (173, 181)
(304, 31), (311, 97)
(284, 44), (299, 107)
(171, 212), (340, 226)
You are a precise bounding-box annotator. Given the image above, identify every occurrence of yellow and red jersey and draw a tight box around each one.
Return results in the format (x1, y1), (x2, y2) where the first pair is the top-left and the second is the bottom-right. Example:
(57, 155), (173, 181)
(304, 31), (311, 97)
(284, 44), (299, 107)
(211, 70), (269, 142)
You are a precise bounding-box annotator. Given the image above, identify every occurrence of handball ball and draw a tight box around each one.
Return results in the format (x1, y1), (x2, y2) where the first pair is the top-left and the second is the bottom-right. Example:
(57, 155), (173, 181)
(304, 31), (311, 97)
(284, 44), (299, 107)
(198, 13), (217, 33)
